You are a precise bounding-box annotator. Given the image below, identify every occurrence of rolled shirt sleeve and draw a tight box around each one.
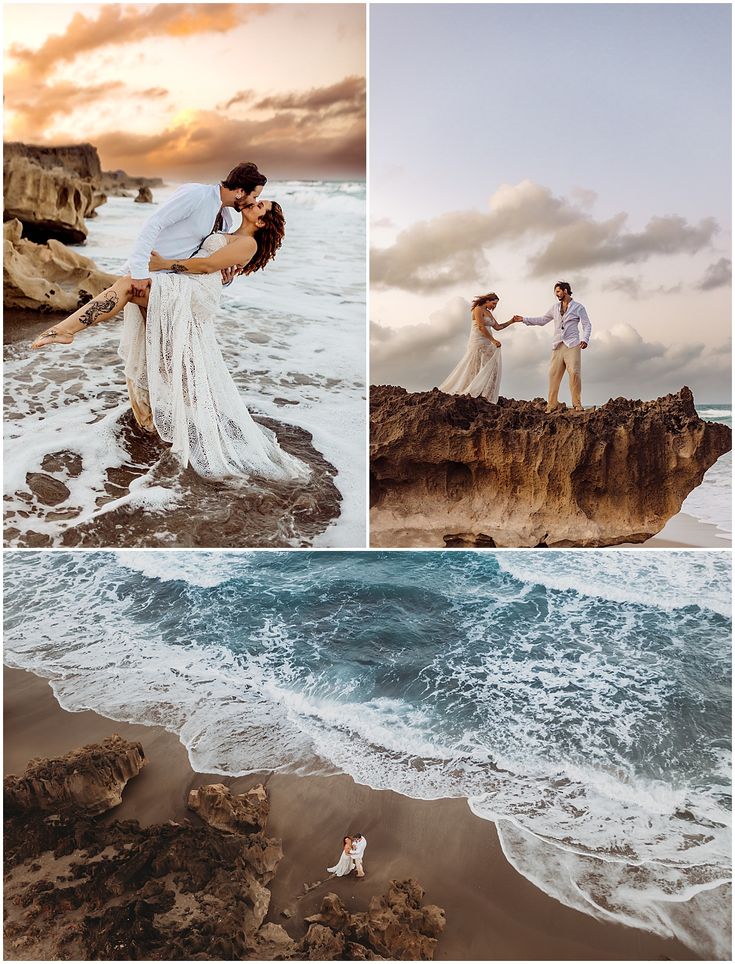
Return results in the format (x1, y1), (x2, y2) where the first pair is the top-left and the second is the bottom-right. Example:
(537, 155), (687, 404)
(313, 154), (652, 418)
(578, 304), (592, 344)
(127, 184), (205, 279)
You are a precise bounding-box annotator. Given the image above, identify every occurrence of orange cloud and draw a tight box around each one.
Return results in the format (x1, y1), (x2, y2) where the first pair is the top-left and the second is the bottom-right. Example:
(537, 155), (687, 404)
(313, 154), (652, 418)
(7, 4), (268, 80)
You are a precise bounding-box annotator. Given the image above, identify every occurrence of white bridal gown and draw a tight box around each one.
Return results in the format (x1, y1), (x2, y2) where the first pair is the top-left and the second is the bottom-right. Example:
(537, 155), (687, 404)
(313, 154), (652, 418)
(327, 850), (355, 876)
(119, 233), (309, 481)
(439, 308), (502, 403)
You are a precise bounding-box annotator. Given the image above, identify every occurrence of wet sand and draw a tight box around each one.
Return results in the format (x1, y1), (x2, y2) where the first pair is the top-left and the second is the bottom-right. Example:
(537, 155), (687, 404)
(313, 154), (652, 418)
(633, 511), (731, 549)
(4, 666), (694, 961)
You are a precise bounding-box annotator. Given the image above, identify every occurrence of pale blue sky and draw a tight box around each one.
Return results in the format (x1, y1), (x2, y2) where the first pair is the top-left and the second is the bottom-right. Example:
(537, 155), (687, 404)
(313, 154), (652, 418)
(371, 3), (730, 223)
(370, 4), (732, 403)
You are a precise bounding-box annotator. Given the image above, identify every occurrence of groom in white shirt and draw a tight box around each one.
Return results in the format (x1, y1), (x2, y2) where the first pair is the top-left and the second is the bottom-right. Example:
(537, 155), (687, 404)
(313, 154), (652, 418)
(350, 832), (367, 878)
(127, 161), (267, 298)
(512, 281), (592, 413)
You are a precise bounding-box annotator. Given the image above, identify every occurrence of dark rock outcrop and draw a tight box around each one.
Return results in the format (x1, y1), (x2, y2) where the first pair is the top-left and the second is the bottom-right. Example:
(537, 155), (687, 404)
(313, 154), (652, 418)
(301, 879), (446, 960)
(370, 385), (732, 547)
(134, 185), (154, 203)
(3, 218), (117, 312)
(3, 143), (106, 243)
(101, 168), (164, 196)
(188, 782), (270, 835)
(4, 736), (145, 815)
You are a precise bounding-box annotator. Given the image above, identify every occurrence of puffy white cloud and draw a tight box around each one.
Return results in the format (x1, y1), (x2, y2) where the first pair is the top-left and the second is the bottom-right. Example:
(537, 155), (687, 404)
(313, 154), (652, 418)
(371, 179), (721, 293)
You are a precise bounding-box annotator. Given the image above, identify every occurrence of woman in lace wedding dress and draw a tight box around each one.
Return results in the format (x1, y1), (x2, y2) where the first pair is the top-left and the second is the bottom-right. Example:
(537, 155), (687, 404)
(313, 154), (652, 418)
(438, 293), (515, 403)
(327, 836), (356, 877)
(31, 201), (309, 482)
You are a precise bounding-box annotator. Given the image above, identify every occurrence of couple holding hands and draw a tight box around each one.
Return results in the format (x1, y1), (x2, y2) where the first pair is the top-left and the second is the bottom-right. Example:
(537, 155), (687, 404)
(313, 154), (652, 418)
(440, 281), (592, 412)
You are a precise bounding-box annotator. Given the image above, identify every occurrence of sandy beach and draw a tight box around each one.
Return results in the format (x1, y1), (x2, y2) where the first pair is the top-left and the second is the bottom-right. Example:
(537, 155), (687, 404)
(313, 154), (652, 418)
(632, 511), (731, 549)
(4, 665), (694, 961)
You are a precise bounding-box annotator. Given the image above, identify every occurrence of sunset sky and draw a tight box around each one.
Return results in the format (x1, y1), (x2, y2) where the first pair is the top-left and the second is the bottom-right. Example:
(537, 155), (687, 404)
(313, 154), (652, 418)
(371, 4), (732, 403)
(4, 2), (365, 179)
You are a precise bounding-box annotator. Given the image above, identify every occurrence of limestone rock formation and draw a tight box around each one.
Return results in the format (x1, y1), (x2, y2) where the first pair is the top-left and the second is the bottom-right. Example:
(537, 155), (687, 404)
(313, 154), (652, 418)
(3, 218), (117, 312)
(101, 168), (164, 196)
(134, 185), (154, 203)
(370, 385), (732, 547)
(4, 735), (145, 815)
(188, 782), (270, 835)
(301, 879), (446, 960)
(3, 143), (109, 242)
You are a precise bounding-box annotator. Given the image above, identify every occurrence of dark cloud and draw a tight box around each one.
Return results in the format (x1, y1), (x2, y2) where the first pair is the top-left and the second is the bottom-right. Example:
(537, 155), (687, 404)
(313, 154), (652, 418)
(142, 87), (169, 99)
(371, 181), (721, 293)
(531, 214), (718, 274)
(254, 76), (366, 116)
(697, 257), (732, 291)
(371, 302), (731, 404)
(91, 106), (365, 178)
(220, 90), (256, 110)
(603, 275), (682, 299)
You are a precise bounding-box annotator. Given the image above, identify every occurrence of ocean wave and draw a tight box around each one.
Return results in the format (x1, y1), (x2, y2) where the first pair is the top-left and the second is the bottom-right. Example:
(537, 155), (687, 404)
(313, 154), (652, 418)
(495, 551), (731, 617)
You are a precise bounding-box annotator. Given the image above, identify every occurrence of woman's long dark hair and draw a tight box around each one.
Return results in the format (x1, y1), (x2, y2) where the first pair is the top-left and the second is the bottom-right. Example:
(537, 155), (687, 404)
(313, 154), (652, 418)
(471, 292), (499, 310)
(244, 201), (285, 275)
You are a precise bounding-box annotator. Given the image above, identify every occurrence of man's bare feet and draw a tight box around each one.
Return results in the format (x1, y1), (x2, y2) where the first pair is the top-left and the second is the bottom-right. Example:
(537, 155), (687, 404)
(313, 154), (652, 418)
(31, 329), (75, 349)
(572, 405), (585, 412)
(544, 404), (561, 414)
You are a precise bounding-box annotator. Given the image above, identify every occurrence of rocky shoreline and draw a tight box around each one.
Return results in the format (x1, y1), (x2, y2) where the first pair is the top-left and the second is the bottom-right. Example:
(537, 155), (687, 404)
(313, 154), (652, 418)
(3, 141), (162, 311)
(4, 735), (445, 961)
(370, 384), (732, 547)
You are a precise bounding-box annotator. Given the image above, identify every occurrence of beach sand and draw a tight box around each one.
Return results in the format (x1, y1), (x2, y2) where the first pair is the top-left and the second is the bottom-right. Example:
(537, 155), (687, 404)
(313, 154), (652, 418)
(635, 511), (731, 549)
(4, 665), (694, 961)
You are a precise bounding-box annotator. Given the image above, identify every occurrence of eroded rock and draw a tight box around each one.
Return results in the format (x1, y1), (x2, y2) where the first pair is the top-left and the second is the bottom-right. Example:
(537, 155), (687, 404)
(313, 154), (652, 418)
(4, 156), (94, 244)
(4, 735), (145, 815)
(370, 385), (732, 547)
(188, 782), (270, 835)
(3, 218), (117, 313)
(300, 879), (446, 961)
(134, 186), (154, 203)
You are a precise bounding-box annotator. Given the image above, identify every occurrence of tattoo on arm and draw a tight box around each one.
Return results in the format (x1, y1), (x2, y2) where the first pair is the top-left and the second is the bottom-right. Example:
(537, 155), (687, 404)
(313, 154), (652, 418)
(79, 292), (120, 326)
(170, 263), (188, 273)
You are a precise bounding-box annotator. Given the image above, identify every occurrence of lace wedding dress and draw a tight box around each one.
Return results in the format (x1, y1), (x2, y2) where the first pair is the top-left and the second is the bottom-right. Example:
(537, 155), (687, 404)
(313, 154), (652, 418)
(327, 849), (355, 876)
(439, 308), (502, 403)
(119, 233), (309, 481)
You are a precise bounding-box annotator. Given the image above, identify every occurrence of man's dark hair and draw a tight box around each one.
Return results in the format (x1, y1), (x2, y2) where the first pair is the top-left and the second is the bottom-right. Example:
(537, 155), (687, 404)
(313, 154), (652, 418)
(221, 162), (266, 193)
(352, 832), (363, 838)
(554, 280), (572, 295)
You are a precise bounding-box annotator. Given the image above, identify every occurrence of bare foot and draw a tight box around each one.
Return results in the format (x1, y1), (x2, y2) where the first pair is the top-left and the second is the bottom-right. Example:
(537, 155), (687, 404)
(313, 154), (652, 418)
(31, 329), (75, 349)
(544, 404), (561, 414)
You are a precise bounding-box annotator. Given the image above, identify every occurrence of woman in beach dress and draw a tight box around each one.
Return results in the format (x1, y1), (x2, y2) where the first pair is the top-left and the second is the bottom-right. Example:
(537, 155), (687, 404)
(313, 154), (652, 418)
(439, 293), (515, 403)
(328, 836), (356, 877)
(31, 201), (309, 483)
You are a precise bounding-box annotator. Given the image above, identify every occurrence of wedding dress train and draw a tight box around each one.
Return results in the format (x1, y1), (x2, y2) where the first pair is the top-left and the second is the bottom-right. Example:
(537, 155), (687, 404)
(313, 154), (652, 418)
(119, 233), (309, 481)
(327, 850), (355, 876)
(439, 308), (502, 403)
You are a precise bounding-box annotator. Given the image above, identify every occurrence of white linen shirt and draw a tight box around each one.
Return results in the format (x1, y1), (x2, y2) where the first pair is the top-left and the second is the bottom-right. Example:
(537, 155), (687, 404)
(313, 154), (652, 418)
(351, 836), (367, 858)
(127, 183), (233, 279)
(522, 299), (592, 348)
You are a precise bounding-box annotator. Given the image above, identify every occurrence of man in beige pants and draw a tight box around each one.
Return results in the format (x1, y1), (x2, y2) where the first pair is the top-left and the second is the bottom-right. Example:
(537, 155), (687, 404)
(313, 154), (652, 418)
(512, 282), (592, 412)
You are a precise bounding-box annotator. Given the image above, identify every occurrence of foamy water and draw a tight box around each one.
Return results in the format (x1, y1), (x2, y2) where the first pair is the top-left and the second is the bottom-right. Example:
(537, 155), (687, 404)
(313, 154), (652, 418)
(682, 405), (732, 538)
(4, 550), (731, 958)
(3, 181), (366, 547)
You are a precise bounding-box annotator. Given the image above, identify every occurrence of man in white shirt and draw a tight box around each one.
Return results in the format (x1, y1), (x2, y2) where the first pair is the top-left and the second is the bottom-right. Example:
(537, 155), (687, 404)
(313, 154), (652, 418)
(350, 832), (367, 878)
(128, 161), (267, 297)
(511, 281), (592, 413)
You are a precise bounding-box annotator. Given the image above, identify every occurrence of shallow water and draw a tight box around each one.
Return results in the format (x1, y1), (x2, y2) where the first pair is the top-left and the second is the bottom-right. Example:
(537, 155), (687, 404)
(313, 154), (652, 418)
(4, 550), (731, 958)
(3, 181), (366, 547)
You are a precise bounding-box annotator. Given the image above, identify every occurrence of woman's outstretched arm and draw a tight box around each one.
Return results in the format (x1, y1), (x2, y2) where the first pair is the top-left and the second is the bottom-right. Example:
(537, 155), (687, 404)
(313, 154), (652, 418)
(149, 237), (256, 276)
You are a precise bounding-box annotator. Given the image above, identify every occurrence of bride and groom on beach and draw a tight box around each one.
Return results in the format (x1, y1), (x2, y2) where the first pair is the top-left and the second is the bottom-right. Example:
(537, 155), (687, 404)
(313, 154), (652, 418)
(328, 832), (367, 878)
(31, 162), (310, 484)
(439, 282), (592, 412)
